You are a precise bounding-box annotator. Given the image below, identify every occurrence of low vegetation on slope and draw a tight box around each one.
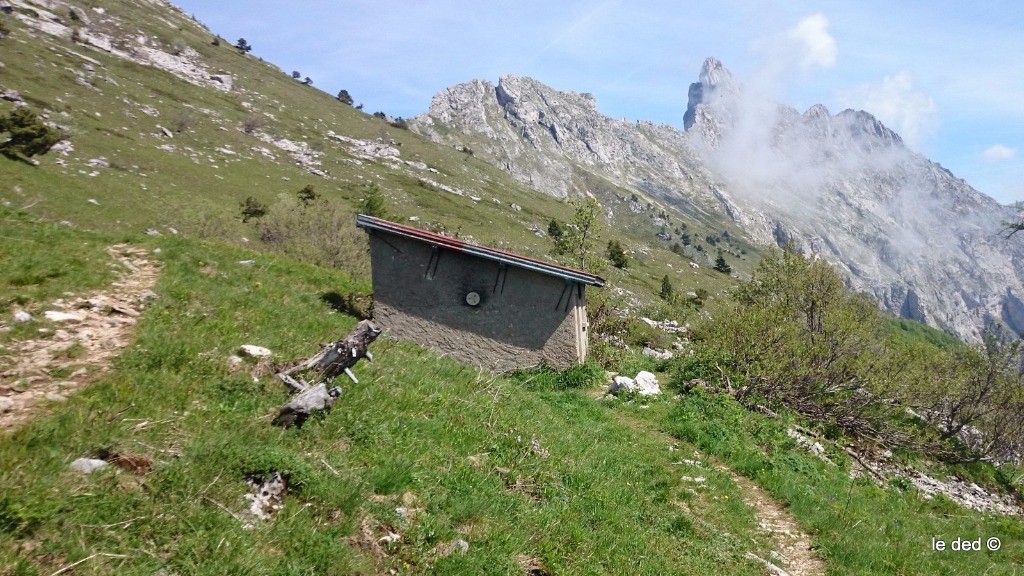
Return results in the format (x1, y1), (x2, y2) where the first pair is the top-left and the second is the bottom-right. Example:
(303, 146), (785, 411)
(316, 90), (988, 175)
(686, 248), (1024, 464)
(1, 210), (1022, 575)
(0, 214), (776, 575)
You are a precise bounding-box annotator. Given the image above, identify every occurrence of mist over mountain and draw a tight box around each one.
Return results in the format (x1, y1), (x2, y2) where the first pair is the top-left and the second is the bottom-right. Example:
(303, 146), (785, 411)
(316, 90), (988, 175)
(411, 58), (1024, 341)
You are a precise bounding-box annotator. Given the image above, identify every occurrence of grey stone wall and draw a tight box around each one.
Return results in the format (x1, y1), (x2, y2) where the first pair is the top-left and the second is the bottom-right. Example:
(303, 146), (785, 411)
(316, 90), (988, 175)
(368, 232), (583, 371)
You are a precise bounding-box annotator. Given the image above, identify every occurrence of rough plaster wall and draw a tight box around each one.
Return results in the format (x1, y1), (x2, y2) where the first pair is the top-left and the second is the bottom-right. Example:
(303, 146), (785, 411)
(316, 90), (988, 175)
(369, 232), (582, 371)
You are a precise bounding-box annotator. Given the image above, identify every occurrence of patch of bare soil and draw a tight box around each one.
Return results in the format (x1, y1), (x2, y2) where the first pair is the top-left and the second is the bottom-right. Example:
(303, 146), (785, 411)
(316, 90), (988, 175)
(0, 244), (159, 431)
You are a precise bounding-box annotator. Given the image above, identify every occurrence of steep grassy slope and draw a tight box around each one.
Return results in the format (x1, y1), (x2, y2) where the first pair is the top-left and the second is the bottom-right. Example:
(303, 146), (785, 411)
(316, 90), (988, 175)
(3, 2), (1022, 575)
(0, 214), (773, 575)
(0, 0), (744, 315)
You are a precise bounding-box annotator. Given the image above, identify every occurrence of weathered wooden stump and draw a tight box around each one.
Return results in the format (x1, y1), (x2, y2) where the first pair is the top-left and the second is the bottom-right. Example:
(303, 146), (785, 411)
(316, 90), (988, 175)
(272, 320), (381, 428)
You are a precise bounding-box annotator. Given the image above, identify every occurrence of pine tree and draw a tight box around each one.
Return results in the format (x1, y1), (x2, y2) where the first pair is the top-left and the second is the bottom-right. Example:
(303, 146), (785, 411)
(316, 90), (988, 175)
(235, 38), (252, 53)
(714, 252), (732, 274)
(336, 90), (354, 106)
(548, 219), (563, 242)
(607, 240), (628, 269)
(359, 183), (387, 218)
(659, 275), (674, 300)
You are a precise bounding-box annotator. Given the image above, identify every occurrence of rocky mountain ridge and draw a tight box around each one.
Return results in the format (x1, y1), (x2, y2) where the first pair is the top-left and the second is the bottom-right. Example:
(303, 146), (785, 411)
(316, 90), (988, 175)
(411, 59), (1024, 341)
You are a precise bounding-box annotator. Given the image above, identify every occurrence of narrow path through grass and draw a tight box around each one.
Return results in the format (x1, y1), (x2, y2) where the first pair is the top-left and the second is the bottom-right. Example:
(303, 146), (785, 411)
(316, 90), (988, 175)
(605, 399), (825, 576)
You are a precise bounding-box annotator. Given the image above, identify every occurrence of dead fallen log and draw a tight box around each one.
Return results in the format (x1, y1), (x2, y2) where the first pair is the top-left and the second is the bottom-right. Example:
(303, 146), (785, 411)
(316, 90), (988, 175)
(273, 383), (342, 428)
(273, 320), (381, 428)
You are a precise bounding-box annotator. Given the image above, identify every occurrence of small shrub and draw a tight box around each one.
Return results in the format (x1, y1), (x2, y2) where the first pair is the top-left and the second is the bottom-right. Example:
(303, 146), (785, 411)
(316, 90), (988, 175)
(240, 115), (263, 134)
(296, 184), (320, 206)
(254, 195), (371, 279)
(172, 112), (195, 133)
(0, 108), (61, 160)
(239, 196), (268, 223)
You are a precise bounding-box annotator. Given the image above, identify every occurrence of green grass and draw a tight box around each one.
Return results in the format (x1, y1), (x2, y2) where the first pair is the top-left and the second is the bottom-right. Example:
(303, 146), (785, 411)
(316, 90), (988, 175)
(887, 317), (964, 349)
(3, 4), (1022, 575)
(0, 225), (771, 575)
(660, 390), (1024, 575)
(0, 0), (750, 314)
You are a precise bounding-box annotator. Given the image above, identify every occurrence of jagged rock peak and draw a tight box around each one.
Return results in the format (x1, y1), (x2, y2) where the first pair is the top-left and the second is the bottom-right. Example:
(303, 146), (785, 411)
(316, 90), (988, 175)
(425, 79), (496, 123)
(699, 57), (736, 91)
(684, 57), (738, 130)
(495, 74), (598, 111)
(835, 109), (904, 148)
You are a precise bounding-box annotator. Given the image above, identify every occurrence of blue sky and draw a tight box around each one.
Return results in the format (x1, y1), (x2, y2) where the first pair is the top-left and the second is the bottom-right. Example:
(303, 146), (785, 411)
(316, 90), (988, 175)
(173, 0), (1023, 204)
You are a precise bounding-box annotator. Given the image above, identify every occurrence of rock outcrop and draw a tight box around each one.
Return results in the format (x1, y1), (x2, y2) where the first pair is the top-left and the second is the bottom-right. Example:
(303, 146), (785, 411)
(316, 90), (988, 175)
(412, 59), (1024, 342)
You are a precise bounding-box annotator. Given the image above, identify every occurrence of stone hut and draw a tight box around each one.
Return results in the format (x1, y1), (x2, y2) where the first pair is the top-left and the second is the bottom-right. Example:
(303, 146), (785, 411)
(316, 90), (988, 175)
(356, 215), (605, 371)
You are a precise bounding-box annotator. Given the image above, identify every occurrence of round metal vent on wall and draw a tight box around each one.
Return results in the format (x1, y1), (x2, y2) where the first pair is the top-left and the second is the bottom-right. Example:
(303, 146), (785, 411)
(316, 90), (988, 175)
(466, 291), (481, 306)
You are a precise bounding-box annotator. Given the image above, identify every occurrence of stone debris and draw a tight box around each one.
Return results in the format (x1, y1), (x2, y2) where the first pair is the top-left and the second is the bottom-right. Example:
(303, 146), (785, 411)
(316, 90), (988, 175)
(43, 310), (86, 322)
(69, 457), (109, 474)
(607, 370), (661, 396)
(239, 344), (272, 358)
(786, 428), (831, 463)
(642, 346), (673, 360)
(868, 458), (1022, 516)
(640, 317), (688, 334)
(244, 472), (287, 523)
(13, 311), (32, 323)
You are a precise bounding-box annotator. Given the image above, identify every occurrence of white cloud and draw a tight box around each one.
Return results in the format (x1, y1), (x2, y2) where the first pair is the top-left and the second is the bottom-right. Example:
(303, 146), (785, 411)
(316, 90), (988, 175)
(983, 144), (1017, 161)
(840, 72), (938, 150)
(787, 14), (837, 70)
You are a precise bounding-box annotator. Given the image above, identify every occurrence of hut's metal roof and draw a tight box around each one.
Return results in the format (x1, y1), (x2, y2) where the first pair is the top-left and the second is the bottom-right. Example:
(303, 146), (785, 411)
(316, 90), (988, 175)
(356, 214), (605, 287)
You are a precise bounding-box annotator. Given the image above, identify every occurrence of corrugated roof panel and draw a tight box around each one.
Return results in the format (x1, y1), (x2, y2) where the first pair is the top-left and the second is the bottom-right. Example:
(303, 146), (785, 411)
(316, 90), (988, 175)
(356, 214), (605, 287)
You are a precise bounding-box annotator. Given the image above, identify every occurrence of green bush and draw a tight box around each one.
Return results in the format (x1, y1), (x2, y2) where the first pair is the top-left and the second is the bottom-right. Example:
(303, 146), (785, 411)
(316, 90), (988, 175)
(0, 108), (60, 160)
(253, 193), (370, 280)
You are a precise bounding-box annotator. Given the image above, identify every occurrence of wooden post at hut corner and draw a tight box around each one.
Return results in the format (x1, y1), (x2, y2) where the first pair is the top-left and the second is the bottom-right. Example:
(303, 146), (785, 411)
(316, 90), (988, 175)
(272, 320), (382, 428)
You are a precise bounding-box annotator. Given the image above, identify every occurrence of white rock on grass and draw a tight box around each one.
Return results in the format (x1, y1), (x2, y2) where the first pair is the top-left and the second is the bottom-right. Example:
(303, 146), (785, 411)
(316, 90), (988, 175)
(607, 371), (661, 396)
(13, 311), (32, 323)
(239, 344), (272, 358)
(0, 396), (15, 414)
(70, 458), (108, 474)
(634, 371), (661, 395)
(642, 346), (672, 360)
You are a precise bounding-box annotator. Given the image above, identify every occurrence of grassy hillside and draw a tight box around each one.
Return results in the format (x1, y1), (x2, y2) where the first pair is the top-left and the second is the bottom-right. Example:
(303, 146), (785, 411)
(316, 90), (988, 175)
(0, 213), (773, 575)
(0, 0), (745, 316)
(2, 212), (1022, 575)
(2, 2), (1023, 575)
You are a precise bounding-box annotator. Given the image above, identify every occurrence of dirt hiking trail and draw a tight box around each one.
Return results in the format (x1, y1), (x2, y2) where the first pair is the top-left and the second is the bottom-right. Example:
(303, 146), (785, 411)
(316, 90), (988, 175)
(0, 244), (159, 431)
(611, 408), (825, 576)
